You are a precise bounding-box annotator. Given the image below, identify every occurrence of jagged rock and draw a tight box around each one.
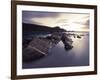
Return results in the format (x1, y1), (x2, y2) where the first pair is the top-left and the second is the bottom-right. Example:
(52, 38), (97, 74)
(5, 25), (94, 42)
(23, 38), (51, 62)
(61, 33), (73, 50)
(23, 34), (61, 62)
(23, 32), (73, 62)
(77, 35), (81, 38)
(23, 46), (45, 62)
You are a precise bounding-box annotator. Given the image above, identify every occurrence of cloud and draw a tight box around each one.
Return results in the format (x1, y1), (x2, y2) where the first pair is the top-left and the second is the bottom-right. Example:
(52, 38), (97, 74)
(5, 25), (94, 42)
(22, 11), (59, 18)
(22, 11), (89, 31)
(74, 20), (89, 25)
(22, 11), (60, 24)
(73, 15), (89, 27)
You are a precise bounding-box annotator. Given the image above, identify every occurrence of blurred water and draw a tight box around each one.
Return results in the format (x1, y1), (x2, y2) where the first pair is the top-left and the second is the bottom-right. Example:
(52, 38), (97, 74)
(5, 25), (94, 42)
(23, 32), (89, 69)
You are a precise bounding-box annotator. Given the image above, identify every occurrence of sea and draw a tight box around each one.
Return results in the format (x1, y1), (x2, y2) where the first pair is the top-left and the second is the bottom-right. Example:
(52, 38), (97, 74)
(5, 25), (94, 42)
(23, 32), (89, 69)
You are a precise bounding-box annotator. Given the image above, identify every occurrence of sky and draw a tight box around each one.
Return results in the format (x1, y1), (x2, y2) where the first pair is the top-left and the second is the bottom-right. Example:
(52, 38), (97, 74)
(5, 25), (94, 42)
(22, 11), (90, 31)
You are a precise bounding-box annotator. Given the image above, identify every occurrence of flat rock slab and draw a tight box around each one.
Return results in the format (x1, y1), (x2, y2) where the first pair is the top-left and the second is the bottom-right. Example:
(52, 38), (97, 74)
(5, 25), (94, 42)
(23, 32), (73, 62)
(23, 37), (60, 62)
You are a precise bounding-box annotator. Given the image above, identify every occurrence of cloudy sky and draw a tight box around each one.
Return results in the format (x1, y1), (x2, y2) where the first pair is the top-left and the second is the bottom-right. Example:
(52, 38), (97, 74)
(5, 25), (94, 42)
(22, 11), (90, 31)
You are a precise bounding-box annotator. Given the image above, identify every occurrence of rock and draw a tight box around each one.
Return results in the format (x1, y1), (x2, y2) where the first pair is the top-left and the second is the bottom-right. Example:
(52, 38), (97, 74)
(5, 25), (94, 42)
(23, 46), (45, 62)
(23, 38), (51, 62)
(77, 35), (81, 38)
(61, 33), (73, 50)
(23, 35), (61, 62)
(23, 32), (74, 62)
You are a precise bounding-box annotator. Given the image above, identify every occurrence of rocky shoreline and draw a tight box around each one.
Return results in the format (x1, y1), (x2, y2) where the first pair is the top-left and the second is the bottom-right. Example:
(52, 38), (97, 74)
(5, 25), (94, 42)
(23, 32), (73, 62)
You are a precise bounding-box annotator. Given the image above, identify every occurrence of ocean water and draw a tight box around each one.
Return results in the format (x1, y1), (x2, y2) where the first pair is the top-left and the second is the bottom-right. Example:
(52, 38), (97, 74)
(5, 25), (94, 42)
(23, 32), (89, 69)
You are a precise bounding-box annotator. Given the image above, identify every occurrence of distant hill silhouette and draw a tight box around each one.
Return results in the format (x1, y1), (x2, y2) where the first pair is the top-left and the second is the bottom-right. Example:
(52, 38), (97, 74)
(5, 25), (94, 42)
(23, 23), (66, 33)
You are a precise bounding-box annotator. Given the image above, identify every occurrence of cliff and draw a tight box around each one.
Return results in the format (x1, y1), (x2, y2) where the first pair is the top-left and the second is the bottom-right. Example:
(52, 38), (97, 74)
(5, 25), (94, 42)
(23, 23), (66, 33)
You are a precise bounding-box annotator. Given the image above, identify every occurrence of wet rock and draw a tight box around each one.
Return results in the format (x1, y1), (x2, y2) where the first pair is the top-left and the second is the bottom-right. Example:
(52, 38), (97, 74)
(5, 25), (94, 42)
(23, 32), (74, 62)
(23, 38), (51, 62)
(77, 35), (81, 38)
(23, 35), (61, 62)
(61, 33), (73, 50)
(23, 46), (45, 62)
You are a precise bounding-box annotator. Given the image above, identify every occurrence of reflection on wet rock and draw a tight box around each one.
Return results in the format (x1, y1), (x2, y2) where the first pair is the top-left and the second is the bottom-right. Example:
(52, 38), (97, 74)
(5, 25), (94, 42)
(23, 32), (74, 62)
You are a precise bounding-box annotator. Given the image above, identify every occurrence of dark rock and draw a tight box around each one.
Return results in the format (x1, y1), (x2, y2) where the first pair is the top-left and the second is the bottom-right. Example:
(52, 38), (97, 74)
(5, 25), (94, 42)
(77, 35), (81, 38)
(23, 32), (74, 62)
(23, 46), (45, 62)
(23, 38), (50, 62)
(61, 33), (73, 50)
